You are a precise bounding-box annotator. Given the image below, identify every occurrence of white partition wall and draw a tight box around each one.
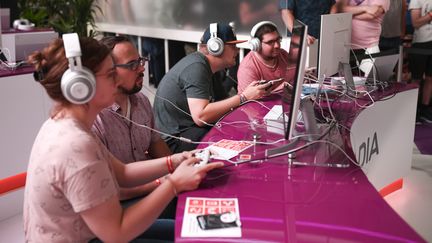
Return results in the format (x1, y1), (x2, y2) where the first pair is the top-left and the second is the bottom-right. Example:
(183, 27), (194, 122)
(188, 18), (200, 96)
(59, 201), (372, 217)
(0, 73), (51, 221)
(350, 88), (419, 190)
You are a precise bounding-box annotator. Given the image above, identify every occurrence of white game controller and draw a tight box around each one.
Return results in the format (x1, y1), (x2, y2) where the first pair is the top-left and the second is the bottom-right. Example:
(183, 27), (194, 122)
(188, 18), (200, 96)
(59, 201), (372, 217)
(194, 149), (210, 167)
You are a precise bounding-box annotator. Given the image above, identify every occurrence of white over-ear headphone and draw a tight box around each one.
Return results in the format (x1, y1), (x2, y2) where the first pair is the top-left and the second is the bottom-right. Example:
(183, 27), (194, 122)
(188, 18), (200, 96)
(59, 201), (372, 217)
(61, 33), (96, 104)
(207, 23), (224, 56)
(13, 19), (35, 31)
(249, 21), (278, 52)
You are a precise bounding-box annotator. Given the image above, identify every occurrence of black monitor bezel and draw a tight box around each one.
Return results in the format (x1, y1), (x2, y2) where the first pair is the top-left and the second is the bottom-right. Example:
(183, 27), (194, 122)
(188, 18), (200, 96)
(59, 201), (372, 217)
(283, 20), (308, 141)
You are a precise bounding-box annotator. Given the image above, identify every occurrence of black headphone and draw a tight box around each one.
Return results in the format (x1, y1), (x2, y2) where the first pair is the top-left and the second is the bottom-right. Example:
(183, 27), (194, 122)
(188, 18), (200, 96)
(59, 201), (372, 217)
(207, 23), (224, 56)
(249, 21), (278, 52)
(61, 33), (96, 104)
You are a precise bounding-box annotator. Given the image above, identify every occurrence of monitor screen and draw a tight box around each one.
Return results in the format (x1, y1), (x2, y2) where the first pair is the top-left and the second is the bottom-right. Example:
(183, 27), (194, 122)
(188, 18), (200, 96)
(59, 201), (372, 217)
(282, 20), (308, 141)
(317, 13), (352, 79)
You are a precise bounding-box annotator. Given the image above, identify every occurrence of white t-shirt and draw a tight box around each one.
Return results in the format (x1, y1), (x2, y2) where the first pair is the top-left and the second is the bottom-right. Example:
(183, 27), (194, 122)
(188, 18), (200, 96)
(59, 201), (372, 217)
(409, 0), (432, 43)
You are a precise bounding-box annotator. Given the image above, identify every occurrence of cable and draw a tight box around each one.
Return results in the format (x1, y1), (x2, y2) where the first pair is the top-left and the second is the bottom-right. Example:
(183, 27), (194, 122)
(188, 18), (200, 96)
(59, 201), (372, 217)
(225, 69), (238, 84)
(109, 109), (215, 146)
(349, 43), (380, 87)
(214, 99), (274, 127)
(0, 48), (26, 70)
(142, 85), (216, 127)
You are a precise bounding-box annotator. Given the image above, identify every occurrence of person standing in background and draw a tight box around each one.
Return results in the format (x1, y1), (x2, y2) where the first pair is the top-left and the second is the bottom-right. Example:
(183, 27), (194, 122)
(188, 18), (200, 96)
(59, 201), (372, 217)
(336, 0), (390, 74)
(336, 0), (390, 51)
(379, 0), (407, 51)
(409, 0), (432, 123)
(279, 0), (338, 45)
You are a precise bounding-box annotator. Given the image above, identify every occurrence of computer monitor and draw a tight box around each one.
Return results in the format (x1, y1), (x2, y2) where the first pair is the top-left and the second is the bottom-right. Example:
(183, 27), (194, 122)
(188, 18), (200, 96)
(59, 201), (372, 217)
(282, 20), (308, 141)
(317, 13), (352, 79)
(265, 20), (308, 159)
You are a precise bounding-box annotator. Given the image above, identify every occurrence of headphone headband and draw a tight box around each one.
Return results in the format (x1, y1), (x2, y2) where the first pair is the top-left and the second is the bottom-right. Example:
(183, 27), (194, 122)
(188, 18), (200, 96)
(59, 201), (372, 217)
(249, 21), (278, 52)
(207, 23), (224, 56)
(250, 21), (278, 38)
(210, 23), (218, 38)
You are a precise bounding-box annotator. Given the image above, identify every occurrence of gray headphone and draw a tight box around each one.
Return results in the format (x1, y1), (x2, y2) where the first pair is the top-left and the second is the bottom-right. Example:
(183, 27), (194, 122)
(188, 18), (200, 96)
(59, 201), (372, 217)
(61, 33), (96, 104)
(249, 21), (278, 52)
(207, 23), (224, 56)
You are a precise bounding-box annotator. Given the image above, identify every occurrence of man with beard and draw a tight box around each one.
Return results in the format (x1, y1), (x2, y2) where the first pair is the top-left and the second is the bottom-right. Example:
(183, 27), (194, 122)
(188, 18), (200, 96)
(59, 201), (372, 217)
(237, 21), (294, 94)
(154, 23), (270, 153)
(92, 36), (173, 202)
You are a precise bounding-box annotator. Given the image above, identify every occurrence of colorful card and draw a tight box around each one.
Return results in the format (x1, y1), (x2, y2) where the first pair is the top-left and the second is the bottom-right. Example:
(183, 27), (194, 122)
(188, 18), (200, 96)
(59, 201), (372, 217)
(181, 197), (241, 238)
(208, 139), (253, 160)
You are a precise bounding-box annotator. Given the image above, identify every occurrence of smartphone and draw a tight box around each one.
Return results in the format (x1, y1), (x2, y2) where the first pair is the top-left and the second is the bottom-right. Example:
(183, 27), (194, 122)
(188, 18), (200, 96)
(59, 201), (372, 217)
(196, 212), (239, 230)
(259, 78), (285, 90)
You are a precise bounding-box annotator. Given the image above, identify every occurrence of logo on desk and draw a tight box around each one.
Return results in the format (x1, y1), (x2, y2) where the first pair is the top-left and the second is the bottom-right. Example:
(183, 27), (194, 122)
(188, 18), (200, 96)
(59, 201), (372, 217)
(357, 132), (379, 166)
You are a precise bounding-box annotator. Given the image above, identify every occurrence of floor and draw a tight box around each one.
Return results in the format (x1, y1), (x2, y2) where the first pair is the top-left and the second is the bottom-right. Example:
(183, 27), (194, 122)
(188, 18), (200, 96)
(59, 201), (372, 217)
(0, 144), (431, 242)
(384, 145), (432, 241)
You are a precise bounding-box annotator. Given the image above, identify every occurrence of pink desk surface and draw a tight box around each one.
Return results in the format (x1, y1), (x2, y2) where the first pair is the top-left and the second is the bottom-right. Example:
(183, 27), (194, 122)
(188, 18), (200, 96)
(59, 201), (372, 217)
(175, 84), (425, 243)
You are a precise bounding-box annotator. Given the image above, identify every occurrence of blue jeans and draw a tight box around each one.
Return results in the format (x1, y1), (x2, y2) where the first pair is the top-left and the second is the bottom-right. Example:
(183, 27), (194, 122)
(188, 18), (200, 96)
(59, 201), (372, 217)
(89, 219), (174, 243)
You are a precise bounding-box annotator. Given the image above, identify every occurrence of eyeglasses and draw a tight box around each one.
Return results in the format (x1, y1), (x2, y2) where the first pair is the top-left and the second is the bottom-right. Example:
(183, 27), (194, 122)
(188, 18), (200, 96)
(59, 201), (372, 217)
(262, 37), (282, 46)
(113, 56), (149, 71)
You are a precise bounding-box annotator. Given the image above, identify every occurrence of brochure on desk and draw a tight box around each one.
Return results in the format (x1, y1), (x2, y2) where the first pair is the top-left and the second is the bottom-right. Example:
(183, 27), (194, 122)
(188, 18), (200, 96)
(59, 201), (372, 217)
(181, 197), (241, 238)
(207, 139), (253, 160)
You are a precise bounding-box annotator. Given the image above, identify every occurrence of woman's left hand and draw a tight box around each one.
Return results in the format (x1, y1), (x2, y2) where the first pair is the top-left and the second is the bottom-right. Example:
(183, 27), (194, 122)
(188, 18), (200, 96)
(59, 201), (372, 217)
(170, 150), (195, 170)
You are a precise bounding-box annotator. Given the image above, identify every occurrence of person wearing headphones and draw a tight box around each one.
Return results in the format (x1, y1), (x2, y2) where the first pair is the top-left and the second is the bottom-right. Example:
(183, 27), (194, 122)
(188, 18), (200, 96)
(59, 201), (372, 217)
(154, 23), (270, 153)
(24, 35), (223, 242)
(92, 36), (174, 206)
(237, 21), (292, 94)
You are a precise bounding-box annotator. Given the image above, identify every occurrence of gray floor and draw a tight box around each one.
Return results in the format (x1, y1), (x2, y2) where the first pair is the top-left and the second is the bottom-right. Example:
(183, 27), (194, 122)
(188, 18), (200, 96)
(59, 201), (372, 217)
(0, 144), (431, 242)
(384, 146), (432, 241)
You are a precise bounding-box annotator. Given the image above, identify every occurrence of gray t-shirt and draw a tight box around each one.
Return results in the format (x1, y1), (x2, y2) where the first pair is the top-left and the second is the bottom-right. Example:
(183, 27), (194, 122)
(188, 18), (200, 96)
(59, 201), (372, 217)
(154, 52), (215, 139)
(381, 0), (403, 38)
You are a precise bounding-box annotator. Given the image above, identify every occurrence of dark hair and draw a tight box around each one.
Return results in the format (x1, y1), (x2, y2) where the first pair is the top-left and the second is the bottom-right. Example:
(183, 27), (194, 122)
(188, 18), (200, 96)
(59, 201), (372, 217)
(256, 24), (279, 41)
(99, 35), (132, 50)
(28, 37), (110, 106)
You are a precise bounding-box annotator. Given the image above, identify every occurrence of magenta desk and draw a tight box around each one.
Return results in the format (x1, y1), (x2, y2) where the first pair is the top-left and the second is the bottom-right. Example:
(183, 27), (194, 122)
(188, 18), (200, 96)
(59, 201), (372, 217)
(175, 84), (425, 243)
(0, 65), (34, 77)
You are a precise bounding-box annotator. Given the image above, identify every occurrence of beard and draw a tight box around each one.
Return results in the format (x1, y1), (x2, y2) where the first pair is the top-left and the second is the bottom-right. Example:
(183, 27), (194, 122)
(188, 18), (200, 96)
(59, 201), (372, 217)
(118, 73), (143, 95)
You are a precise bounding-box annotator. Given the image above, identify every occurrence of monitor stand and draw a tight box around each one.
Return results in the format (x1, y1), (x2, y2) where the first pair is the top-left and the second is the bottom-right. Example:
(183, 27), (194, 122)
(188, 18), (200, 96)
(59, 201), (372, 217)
(266, 97), (319, 158)
(265, 97), (350, 168)
(338, 62), (356, 96)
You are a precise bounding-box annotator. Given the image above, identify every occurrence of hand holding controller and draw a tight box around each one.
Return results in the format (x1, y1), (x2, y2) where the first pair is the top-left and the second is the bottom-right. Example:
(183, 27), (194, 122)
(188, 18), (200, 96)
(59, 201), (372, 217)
(194, 149), (211, 167)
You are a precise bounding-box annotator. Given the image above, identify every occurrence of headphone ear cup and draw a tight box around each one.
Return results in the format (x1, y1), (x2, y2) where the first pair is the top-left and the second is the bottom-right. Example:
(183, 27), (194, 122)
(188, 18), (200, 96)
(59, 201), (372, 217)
(207, 37), (224, 56)
(18, 22), (35, 31)
(13, 19), (35, 30)
(249, 37), (261, 52)
(61, 67), (96, 104)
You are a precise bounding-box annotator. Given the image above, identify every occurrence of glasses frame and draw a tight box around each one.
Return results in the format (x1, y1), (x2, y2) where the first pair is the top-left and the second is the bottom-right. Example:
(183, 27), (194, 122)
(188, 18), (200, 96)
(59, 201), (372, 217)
(262, 36), (282, 46)
(113, 56), (149, 71)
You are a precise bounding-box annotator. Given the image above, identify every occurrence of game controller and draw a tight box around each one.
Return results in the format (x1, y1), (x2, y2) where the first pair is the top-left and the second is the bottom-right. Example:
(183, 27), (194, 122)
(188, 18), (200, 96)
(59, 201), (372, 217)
(194, 149), (210, 167)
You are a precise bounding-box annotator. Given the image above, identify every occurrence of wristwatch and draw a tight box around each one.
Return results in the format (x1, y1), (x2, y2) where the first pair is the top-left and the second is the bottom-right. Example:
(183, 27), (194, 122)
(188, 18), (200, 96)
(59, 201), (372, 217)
(239, 93), (248, 104)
